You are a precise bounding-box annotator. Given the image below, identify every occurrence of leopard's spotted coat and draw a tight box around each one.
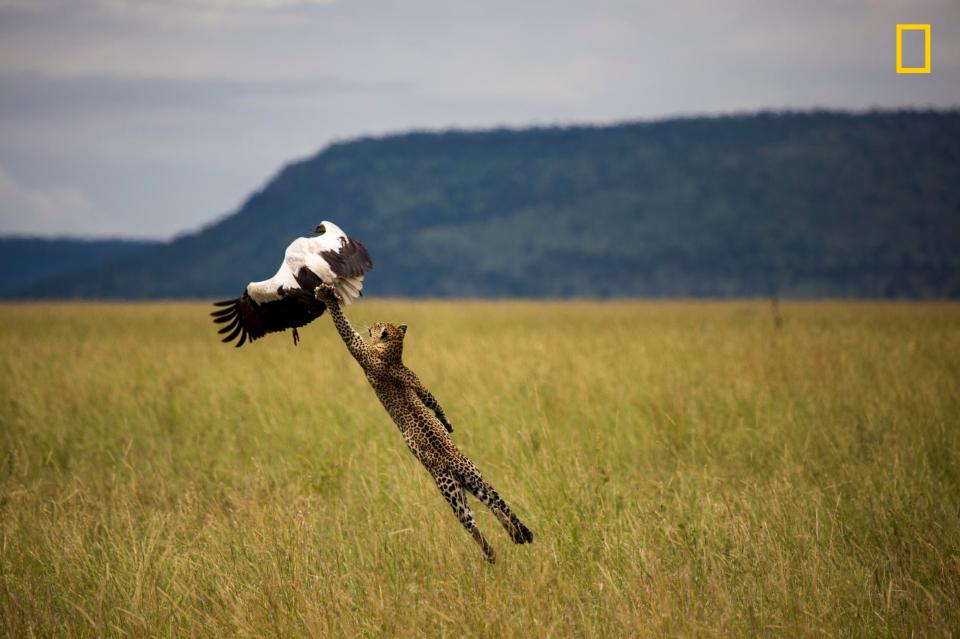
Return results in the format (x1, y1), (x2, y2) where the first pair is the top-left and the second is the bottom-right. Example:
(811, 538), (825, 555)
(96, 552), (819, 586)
(314, 283), (533, 562)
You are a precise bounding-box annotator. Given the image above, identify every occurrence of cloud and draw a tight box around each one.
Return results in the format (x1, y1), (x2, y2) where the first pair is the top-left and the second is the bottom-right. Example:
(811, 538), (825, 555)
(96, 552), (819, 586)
(97, 0), (338, 9)
(0, 166), (109, 235)
(88, 0), (340, 26)
(0, 0), (58, 7)
(0, 0), (958, 238)
(0, 0), (337, 13)
(0, 71), (396, 120)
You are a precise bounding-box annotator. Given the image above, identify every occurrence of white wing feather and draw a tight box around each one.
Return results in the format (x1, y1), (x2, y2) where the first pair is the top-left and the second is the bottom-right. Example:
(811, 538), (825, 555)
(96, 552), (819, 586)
(246, 260), (299, 303)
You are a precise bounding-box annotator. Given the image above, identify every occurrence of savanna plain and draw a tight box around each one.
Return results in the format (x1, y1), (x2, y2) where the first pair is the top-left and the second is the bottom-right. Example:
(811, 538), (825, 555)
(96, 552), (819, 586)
(1, 301), (958, 637)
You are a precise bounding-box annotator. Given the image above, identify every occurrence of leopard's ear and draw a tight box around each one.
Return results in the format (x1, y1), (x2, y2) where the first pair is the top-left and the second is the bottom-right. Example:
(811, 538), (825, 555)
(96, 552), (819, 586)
(398, 324), (408, 335)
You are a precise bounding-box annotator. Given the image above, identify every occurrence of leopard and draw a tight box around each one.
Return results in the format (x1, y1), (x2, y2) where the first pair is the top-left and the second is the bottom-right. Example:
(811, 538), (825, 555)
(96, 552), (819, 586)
(313, 282), (533, 563)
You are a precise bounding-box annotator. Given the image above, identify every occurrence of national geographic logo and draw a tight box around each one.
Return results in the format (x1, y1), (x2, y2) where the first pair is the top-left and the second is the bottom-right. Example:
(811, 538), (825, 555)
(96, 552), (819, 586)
(896, 24), (931, 74)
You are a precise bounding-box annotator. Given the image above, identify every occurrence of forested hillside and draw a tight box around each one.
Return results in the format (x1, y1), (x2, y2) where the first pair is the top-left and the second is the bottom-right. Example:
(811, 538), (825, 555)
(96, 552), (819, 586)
(0, 237), (159, 297)
(12, 111), (960, 298)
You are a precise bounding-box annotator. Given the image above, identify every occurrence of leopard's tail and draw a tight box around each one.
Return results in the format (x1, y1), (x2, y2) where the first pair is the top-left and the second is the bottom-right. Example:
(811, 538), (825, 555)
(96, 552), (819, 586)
(460, 468), (534, 545)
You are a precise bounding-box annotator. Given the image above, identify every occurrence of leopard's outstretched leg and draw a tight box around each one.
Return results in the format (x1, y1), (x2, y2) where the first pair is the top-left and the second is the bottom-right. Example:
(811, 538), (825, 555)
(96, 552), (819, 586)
(434, 472), (496, 563)
(459, 465), (534, 545)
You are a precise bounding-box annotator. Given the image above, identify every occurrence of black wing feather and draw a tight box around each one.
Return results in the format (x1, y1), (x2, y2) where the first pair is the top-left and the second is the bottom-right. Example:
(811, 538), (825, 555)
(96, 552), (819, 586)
(320, 237), (373, 279)
(292, 266), (323, 291)
(210, 290), (326, 348)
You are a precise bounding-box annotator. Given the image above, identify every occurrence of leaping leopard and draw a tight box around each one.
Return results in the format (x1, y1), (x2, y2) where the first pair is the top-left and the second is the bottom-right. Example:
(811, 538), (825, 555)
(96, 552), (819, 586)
(312, 282), (533, 563)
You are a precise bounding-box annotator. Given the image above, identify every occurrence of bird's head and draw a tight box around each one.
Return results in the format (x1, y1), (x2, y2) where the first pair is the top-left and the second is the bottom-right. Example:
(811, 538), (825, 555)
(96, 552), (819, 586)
(368, 321), (407, 362)
(313, 220), (344, 237)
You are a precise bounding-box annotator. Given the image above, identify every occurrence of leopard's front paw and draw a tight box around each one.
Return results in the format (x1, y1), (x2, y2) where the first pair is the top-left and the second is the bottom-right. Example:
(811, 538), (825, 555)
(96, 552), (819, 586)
(314, 282), (339, 304)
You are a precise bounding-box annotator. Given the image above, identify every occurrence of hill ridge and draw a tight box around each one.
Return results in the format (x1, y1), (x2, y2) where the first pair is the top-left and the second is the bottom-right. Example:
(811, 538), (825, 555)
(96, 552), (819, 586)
(9, 109), (960, 299)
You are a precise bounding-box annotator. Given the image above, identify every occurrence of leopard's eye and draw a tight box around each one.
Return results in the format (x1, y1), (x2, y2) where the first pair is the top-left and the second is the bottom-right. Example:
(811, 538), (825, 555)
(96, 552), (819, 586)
(381, 329), (389, 340)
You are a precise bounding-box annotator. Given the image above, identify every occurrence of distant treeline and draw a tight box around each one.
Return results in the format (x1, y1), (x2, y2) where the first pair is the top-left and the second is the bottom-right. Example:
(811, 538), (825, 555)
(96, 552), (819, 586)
(4, 110), (960, 299)
(0, 237), (159, 297)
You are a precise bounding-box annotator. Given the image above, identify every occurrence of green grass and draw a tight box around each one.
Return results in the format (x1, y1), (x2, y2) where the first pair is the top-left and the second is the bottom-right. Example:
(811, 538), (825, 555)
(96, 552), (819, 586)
(1, 301), (958, 637)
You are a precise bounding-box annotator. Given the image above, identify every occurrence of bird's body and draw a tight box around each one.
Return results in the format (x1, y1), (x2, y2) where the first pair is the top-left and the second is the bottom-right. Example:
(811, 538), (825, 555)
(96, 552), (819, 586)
(211, 220), (372, 347)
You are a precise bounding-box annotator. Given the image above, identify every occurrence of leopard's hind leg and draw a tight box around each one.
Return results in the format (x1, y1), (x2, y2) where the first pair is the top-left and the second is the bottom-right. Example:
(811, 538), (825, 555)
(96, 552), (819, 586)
(434, 471), (496, 563)
(458, 464), (534, 545)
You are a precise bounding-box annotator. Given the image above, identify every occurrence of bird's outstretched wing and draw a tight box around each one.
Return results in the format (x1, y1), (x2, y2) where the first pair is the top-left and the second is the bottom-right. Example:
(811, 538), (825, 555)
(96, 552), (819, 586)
(210, 290), (325, 347)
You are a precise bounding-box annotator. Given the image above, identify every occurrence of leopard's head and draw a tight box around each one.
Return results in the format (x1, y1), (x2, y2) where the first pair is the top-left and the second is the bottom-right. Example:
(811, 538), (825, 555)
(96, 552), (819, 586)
(369, 321), (407, 362)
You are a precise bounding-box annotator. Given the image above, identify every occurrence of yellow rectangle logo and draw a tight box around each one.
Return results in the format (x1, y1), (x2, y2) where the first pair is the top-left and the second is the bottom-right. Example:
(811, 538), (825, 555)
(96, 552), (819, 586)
(896, 24), (931, 74)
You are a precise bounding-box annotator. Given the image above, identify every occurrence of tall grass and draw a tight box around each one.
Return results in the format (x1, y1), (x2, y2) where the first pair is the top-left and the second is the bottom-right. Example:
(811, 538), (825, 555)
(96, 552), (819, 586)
(1, 301), (958, 636)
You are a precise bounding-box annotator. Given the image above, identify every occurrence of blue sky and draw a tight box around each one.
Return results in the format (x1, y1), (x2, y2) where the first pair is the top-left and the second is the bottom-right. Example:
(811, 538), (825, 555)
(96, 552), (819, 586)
(0, 0), (958, 239)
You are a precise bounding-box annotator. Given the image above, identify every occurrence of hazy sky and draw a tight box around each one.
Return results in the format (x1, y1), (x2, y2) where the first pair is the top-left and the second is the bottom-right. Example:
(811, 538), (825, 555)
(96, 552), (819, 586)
(1, 0), (958, 239)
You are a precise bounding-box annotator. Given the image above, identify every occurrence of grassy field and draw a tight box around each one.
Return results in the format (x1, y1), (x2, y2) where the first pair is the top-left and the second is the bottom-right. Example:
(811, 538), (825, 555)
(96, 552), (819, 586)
(1, 301), (958, 637)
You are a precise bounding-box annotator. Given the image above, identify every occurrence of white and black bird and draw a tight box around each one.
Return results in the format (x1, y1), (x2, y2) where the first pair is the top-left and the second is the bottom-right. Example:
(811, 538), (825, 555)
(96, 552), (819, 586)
(211, 221), (372, 347)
